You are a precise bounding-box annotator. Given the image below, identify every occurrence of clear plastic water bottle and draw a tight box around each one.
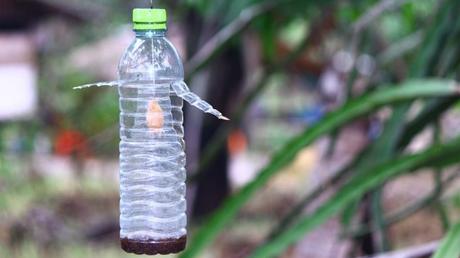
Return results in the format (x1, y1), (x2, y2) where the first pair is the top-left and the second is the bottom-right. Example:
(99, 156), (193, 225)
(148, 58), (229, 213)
(118, 8), (187, 255)
(70, 6), (227, 255)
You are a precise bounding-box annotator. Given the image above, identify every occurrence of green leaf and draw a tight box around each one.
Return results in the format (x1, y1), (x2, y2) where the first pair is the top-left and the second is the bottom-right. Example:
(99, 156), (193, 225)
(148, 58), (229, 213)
(398, 97), (458, 149)
(181, 79), (459, 258)
(269, 145), (366, 240)
(433, 221), (460, 258)
(249, 138), (460, 258)
(409, 0), (459, 77)
(257, 15), (277, 62)
(340, 198), (360, 230)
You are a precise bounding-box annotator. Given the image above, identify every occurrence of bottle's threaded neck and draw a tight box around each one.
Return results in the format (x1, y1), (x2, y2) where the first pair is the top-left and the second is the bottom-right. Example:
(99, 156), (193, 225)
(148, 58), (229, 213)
(135, 30), (166, 38)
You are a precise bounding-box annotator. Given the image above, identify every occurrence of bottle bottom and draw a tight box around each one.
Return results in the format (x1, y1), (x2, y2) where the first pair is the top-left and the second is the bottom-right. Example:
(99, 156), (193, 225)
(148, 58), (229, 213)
(121, 235), (187, 255)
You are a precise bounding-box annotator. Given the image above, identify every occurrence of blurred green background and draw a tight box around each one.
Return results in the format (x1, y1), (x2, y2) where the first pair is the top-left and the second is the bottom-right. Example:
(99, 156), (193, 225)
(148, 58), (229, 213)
(1, 0), (460, 257)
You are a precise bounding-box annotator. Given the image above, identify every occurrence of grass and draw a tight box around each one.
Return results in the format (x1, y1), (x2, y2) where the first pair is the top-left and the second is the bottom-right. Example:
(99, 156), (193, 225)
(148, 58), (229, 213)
(0, 156), (123, 258)
(0, 241), (179, 258)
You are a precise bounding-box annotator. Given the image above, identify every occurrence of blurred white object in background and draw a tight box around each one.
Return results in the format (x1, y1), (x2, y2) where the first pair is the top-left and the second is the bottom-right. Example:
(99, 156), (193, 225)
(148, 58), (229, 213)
(0, 33), (37, 120)
(356, 54), (376, 77)
(332, 50), (354, 73)
(69, 24), (186, 81)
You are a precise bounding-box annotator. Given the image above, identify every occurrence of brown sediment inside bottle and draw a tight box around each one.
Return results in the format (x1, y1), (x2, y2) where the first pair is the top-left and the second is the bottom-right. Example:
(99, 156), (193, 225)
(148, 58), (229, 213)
(121, 236), (187, 255)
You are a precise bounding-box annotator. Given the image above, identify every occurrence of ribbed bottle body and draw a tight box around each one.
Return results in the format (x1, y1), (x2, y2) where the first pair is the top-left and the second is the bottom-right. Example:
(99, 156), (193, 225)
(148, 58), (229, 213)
(119, 78), (186, 241)
(118, 32), (187, 245)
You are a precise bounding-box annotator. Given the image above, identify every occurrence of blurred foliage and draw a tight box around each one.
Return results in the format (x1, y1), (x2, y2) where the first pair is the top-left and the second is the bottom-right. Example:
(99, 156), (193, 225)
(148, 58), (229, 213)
(2, 0), (460, 257)
(182, 80), (460, 257)
(433, 221), (460, 258)
(180, 0), (460, 257)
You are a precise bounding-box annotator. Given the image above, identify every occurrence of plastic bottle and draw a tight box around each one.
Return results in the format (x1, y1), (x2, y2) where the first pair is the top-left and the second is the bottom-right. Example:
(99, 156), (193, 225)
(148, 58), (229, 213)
(72, 7), (227, 255)
(117, 8), (218, 255)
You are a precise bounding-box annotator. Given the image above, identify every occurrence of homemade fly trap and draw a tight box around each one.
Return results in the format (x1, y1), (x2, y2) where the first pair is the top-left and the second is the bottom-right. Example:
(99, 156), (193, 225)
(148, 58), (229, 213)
(74, 4), (228, 255)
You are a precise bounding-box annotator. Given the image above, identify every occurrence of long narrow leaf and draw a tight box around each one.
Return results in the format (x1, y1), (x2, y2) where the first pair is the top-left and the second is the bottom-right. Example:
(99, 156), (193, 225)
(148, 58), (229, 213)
(181, 79), (459, 258)
(249, 137), (460, 258)
(398, 97), (458, 149)
(433, 222), (460, 258)
(352, 1), (460, 249)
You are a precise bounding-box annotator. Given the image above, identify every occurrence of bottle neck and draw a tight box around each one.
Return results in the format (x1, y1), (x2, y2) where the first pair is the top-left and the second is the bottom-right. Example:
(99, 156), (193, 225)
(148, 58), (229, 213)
(134, 30), (167, 38)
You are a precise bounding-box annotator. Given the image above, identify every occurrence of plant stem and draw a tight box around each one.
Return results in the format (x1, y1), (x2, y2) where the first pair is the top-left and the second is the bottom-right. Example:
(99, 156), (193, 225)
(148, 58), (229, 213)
(342, 170), (460, 238)
(266, 147), (367, 240)
(433, 120), (450, 231)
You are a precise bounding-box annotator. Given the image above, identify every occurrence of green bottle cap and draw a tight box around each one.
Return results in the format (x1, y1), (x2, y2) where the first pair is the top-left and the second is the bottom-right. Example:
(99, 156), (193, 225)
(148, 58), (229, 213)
(132, 8), (167, 30)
